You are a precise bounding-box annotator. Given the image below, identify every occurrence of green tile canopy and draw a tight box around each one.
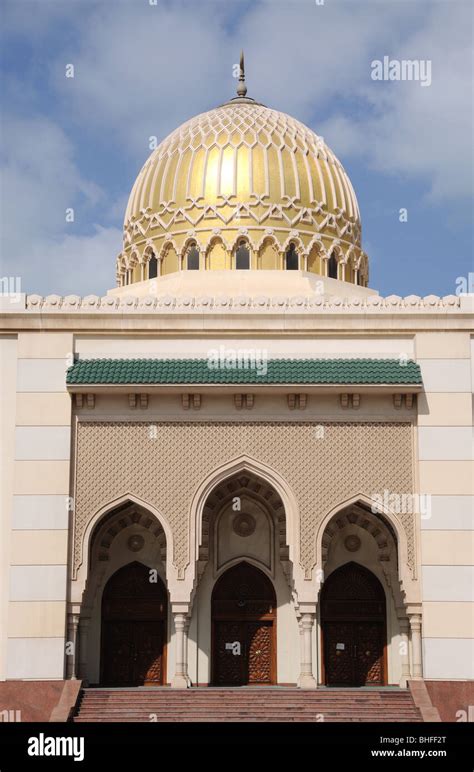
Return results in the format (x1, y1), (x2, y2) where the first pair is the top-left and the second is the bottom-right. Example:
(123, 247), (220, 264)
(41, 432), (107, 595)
(66, 358), (422, 386)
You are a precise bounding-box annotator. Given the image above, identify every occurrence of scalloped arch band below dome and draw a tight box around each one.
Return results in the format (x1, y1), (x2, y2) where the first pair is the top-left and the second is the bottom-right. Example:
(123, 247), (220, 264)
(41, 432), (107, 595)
(117, 235), (368, 287)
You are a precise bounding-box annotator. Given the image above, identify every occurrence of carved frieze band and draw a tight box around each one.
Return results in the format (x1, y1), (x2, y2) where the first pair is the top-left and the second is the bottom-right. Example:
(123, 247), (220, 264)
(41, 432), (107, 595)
(25, 293), (461, 312)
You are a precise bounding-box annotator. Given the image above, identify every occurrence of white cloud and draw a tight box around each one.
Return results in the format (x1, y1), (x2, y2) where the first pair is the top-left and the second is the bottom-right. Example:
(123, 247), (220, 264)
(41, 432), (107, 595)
(26, 225), (122, 297)
(51, 2), (233, 156)
(47, 0), (472, 201)
(306, 2), (473, 201)
(1, 0), (471, 297)
(0, 115), (121, 295)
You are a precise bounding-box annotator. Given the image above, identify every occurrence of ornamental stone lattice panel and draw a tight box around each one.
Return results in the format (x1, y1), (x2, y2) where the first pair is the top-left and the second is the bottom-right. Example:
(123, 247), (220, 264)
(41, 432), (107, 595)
(73, 421), (414, 579)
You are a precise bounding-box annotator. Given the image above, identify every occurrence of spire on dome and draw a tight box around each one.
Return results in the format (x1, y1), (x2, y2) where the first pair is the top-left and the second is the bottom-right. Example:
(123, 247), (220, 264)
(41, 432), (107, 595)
(236, 50), (247, 97)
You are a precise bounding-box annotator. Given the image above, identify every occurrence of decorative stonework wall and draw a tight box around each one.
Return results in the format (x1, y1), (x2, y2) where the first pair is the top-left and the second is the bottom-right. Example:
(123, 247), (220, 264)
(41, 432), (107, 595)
(73, 421), (414, 580)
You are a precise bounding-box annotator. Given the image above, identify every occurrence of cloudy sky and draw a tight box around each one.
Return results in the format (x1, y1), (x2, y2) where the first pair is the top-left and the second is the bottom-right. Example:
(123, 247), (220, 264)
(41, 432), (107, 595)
(0, 0), (472, 297)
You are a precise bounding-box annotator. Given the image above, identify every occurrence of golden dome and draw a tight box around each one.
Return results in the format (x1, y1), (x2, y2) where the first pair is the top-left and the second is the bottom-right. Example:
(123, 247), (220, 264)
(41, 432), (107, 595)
(118, 63), (368, 287)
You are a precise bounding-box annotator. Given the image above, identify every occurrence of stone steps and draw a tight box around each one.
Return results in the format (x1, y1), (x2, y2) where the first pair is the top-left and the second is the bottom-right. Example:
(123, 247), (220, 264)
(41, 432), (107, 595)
(73, 688), (422, 722)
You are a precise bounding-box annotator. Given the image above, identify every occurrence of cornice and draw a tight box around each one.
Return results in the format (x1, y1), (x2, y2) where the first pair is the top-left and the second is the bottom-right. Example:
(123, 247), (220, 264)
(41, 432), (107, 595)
(18, 292), (468, 313)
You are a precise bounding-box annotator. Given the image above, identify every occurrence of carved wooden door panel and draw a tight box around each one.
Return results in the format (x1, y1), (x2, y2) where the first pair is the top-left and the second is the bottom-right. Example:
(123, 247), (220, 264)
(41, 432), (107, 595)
(133, 621), (165, 685)
(324, 621), (355, 686)
(245, 622), (273, 684)
(354, 622), (385, 686)
(212, 562), (277, 686)
(102, 621), (135, 686)
(214, 622), (244, 685)
(101, 562), (167, 686)
(321, 562), (387, 687)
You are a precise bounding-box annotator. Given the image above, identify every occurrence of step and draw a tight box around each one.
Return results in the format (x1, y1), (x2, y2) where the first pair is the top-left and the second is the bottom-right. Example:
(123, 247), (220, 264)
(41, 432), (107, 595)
(73, 688), (422, 723)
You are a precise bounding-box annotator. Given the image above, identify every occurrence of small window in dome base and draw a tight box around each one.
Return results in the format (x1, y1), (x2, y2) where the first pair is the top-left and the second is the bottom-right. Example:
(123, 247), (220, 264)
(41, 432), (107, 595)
(187, 245), (200, 270)
(236, 240), (250, 270)
(286, 243), (299, 270)
(148, 254), (158, 279)
(328, 252), (338, 279)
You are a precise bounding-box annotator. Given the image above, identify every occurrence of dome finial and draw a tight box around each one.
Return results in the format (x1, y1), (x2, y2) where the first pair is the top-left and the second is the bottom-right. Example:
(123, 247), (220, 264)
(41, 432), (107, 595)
(237, 50), (247, 97)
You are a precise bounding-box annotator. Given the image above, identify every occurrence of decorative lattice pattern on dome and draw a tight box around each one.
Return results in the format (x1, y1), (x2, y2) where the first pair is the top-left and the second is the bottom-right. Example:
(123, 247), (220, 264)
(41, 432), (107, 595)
(119, 103), (367, 282)
(73, 421), (415, 581)
(126, 104), (359, 221)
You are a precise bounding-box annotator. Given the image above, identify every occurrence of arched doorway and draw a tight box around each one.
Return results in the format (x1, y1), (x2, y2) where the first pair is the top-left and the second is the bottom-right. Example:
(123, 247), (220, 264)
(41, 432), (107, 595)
(321, 562), (387, 686)
(100, 561), (167, 686)
(212, 562), (277, 686)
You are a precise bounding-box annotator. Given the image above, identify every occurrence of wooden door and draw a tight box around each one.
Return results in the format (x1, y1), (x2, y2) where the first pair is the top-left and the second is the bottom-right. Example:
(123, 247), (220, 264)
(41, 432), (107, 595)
(321, 562), (387, 687)
(323, 621), (355, 686)
(102, 621), (136, 686)
(133, 621), (165, 685)
(214, 621), (244, 685)
(101, 562), (167, 686)
(212, 562), (276, 686)
(353, 621), (385, 686)
(245, 621), (273, 684)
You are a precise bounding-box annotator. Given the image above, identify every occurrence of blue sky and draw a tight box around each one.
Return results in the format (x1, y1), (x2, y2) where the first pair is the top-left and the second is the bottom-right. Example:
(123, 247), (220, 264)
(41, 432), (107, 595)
(0, 0), (472, 297)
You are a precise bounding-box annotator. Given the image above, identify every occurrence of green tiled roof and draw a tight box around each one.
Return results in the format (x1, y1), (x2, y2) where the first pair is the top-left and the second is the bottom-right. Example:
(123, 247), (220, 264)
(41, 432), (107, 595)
(66, 358), (422, 386)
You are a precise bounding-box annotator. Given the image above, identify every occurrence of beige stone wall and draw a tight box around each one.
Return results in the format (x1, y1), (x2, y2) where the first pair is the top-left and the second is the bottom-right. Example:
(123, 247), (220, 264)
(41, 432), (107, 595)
(5, 333), (73, 679)
(1, 300), (473, 683)
(0, 336), (17, 681)
(416, 331), (474, 680)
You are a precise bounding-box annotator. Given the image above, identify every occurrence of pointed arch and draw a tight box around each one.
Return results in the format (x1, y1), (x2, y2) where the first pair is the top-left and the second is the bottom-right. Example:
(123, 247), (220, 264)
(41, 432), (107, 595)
(328, 250), (338, 279)
(320, 561), (387, 686)
(75, 493), (174, 587)
(212, 560), (276, 599)
(189, 455), (300, 576)
(234, 237), (251, 269)
(285, 241), (300, 270)
(181, 237), (202, 270)
(143, 244), (157, 279)
(281, 233), (305, 255)
(315, 493), (417, 600)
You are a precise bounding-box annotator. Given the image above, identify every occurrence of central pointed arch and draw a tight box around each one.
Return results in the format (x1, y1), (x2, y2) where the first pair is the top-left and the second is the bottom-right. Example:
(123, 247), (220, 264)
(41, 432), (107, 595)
(189, 455), (300, 577)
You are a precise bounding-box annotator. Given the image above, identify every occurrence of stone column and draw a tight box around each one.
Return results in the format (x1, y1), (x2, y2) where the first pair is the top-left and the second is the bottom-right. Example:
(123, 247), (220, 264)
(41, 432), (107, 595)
(184, 616), (191, 684)
(298, 612), (317, 689)
(399, 617), (411, 686)
(66, 612), (80, 679)
(78, 617), (90, 684)
(409, 613), (423, 679)
(172, 610), (191, 688)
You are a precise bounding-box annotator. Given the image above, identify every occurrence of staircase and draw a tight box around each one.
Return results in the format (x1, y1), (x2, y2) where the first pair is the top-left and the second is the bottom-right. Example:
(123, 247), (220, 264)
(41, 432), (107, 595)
(73, 687), (422, 722)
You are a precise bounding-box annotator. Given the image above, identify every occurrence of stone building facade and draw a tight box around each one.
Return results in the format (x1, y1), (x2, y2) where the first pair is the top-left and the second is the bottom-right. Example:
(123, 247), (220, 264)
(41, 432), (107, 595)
(0, 66), (472, 718)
